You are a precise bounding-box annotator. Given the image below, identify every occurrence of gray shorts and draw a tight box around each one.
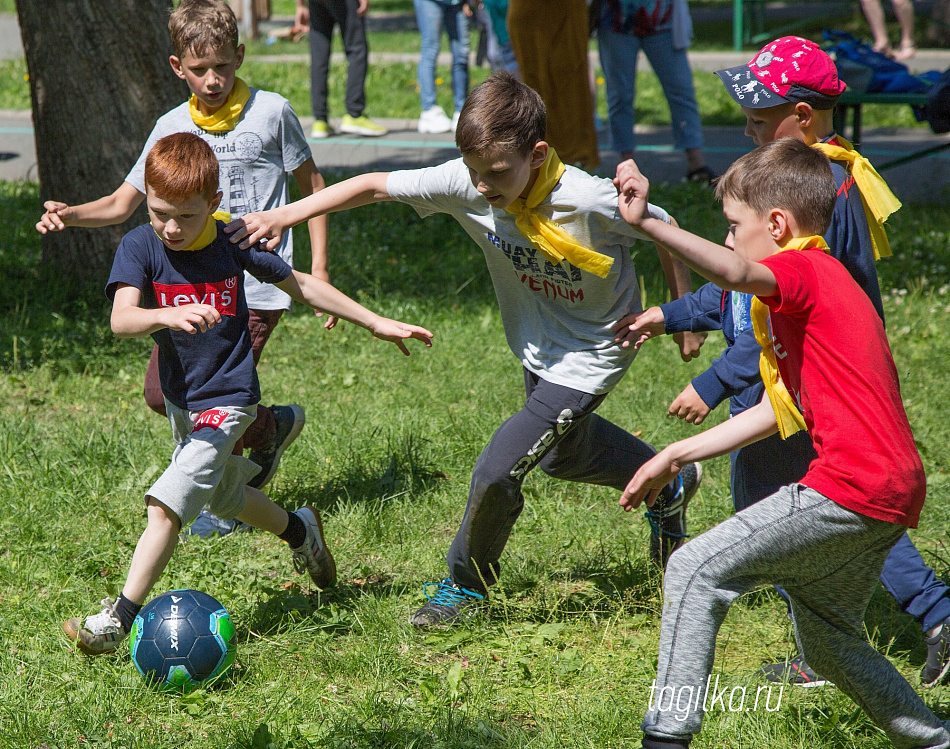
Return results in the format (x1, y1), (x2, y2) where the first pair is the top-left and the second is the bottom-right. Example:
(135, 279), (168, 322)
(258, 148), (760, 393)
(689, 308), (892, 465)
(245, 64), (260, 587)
(146, 401), (261, 526)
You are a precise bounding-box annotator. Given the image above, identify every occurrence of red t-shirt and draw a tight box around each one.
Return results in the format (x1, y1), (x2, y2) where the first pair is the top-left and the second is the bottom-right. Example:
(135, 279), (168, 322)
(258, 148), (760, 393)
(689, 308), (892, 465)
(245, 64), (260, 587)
(759, 248), (925, 527)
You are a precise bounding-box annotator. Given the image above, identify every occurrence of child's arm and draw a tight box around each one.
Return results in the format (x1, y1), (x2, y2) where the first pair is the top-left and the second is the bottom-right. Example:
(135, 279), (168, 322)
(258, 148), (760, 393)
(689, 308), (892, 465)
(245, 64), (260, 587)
(652, 222), (705, 361)
(619, 396), (778, 510)
(616, 160), (778, 297)
(275, 270), (433, 356)
(110, 284), (222, 338)
(611, 305), (667, 350)
(227, 172), (392, 251)
(36, 182), (145, 234)
(291, 157), (336, 328)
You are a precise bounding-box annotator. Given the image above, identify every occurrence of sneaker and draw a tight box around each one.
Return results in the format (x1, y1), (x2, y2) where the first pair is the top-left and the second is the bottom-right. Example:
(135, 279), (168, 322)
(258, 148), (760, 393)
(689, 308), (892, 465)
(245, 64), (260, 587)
(417, 105), (453, 134)
(339, 114), (387, 137)
(922, 618), (950, 687)
(686, 165), (718, 186)
(451, 110), (460, 133)
(62, 598), (128, 655)
(761, 654), (830, 688)
(186, 508), (248, 538)
(310, 120), (333, 139)
(248, 404), (305, 489)
(646, 462), (702, 567)
(290, 506), (336, 589)
(410, 579), (485, 628)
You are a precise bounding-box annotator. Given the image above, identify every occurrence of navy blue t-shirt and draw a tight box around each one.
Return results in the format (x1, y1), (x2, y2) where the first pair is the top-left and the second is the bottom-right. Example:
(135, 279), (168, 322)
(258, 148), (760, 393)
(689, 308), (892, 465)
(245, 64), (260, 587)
(106, 223), (293, 411)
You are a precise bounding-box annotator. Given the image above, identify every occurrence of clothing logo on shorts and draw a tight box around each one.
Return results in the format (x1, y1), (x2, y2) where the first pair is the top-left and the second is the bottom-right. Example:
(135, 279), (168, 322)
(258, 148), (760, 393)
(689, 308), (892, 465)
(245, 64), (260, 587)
(192, 408), (229, 433)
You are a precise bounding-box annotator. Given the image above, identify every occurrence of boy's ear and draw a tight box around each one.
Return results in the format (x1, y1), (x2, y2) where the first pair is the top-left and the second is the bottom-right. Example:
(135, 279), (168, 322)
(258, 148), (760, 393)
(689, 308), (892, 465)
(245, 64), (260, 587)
(529, 141), (549, 170)
(211, 191), (223, 212)
(768, 208), (793, 242)
(169, 55), (186, 80)
(794, 102), (815, 130)
(234, 44), (245, 70)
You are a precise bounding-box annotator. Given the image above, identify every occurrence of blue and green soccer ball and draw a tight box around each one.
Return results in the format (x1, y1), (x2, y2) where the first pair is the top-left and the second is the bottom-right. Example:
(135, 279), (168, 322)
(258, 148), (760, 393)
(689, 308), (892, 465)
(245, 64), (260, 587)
(129, 589), (236, 691)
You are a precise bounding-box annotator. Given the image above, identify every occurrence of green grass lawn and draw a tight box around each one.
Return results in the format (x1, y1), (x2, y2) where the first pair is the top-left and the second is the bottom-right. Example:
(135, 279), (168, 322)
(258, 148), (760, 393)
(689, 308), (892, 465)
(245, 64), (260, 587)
(0, 178), (948, 747)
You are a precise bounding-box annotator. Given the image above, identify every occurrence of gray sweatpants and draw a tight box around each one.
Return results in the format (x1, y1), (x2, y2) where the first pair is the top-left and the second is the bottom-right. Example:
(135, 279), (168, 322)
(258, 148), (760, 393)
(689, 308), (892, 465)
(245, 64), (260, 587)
(644, 483), (950, 748)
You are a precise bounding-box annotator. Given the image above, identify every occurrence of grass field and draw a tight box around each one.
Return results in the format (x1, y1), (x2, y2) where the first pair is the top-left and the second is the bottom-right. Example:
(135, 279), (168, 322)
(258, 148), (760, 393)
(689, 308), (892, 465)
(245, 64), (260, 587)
(1, 177), (949, 748)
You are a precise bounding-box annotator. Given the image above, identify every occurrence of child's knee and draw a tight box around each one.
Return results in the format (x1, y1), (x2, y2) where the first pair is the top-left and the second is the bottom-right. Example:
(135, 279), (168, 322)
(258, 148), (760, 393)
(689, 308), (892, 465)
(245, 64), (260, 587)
(145, 496), (182, 533)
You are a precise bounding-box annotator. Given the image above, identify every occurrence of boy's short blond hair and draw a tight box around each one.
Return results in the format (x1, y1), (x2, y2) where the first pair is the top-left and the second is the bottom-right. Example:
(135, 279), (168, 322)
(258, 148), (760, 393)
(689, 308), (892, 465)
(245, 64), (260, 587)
(455, 71), (546, 157)
(169, 0), (239, 59)
(715, 138), (836, 236)
(145, 133), (220, 204)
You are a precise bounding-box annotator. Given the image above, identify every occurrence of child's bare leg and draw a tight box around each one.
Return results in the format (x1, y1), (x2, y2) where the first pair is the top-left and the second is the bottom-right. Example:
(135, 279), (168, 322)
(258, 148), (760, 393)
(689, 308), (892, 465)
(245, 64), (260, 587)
(235, 486), (290, 535)
(237, 487), (336, 588)
(121, 497), (181, 604)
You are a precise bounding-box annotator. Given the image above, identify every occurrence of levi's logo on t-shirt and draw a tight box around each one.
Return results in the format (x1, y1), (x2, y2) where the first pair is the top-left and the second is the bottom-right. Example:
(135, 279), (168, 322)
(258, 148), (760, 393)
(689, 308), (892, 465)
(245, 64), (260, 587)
(153, 277), (238, 316)
(192, 408), (229, 432)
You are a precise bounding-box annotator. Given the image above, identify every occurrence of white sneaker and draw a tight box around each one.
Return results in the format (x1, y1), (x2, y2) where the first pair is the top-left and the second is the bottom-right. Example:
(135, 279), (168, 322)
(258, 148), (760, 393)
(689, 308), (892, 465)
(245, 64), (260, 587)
(418, 106), (453, 134)
(62, 598), (128, 655)
(451, 110), (460, 133)
(290, 506), (337, 589)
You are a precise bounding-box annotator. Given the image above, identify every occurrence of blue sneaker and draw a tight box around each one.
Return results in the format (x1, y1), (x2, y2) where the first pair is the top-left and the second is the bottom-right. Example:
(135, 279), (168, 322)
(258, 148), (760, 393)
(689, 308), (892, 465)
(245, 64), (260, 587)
(248, 404), (305, 489)
(411, 579), (485, 628)
(646, 462), (702, 568)
(186, 509), (247, 538)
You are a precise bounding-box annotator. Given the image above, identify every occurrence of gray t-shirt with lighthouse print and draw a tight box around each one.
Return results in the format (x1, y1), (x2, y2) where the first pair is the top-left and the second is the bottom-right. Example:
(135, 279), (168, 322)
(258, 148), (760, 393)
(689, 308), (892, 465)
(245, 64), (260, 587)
(126, 87), (312, 311)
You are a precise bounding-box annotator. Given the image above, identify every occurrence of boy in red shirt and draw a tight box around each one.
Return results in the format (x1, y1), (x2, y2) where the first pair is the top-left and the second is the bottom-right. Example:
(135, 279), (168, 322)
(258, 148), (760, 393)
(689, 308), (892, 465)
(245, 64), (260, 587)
(616, 139), (949, 748)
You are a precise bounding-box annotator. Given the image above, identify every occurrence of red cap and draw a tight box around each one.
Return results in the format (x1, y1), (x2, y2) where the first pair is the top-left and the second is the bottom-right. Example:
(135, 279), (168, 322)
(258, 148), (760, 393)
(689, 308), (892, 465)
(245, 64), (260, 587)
(715, 36), (847, 109)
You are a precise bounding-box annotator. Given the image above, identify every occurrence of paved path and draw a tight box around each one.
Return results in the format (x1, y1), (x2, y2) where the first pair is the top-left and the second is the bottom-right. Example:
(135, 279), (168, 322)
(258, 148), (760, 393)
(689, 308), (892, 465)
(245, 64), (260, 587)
(1, 13), (948, 202)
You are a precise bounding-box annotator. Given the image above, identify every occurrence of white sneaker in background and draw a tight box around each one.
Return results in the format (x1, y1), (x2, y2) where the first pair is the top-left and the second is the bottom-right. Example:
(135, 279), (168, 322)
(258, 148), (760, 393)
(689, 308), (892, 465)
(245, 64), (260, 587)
(418, 105), (453, 134)
(451, 110), (460, 133)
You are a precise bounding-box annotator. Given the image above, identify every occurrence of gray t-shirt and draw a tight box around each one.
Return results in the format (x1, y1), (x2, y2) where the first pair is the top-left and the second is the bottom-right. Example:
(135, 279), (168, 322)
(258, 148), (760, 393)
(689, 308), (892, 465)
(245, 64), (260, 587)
(387, 159), (670, 395)
(127, 88), (312, 310)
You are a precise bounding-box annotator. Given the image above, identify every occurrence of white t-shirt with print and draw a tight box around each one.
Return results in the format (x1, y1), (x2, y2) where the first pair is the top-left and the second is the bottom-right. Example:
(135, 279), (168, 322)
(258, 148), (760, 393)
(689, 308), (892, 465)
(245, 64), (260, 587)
(387, 159), (670, 395)
(127, 88), (312, 311)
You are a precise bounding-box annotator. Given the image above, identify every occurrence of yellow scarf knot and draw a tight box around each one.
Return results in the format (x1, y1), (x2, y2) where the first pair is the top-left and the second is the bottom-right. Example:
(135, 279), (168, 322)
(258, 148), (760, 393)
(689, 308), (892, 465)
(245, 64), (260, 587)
(811, 138), (900, 260)
(189, 78), (251, 133)
(504, 148), (615, 279)
(154, 211), (231, 252)
(751, 235), (829, 439)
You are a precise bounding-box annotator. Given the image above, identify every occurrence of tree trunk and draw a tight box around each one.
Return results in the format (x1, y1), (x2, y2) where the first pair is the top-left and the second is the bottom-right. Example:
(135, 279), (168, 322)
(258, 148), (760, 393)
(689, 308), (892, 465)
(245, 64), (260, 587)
(16, 0), (188, 282)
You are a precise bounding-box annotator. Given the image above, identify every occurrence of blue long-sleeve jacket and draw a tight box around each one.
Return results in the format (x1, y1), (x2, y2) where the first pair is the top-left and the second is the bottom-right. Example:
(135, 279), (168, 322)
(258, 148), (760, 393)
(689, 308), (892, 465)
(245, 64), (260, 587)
(660, 284), (763, 416)
(658, 142), (885, 419)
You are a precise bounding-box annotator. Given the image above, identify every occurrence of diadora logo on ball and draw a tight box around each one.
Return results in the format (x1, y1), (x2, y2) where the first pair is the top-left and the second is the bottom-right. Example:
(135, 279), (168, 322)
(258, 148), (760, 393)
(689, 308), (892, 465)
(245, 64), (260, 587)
(168, 595), (183, 652)
(152, 278), (239, 316)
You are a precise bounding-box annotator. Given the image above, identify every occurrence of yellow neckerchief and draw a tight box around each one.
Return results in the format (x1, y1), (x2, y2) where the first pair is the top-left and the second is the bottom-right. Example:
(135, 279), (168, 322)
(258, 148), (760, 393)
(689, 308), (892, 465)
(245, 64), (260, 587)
(751, 235), (830, 439)
(811, 136), (900, 260)
(154, 211), (231, 252)
(188, 78), (251, 133)
(504, 148), (614, 278)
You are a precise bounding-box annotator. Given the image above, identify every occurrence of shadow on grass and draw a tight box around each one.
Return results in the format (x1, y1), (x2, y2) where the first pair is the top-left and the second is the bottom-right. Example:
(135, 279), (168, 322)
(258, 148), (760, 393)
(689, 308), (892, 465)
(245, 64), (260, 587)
(274, 429), (448, 514)
(228, 708), (521, 749)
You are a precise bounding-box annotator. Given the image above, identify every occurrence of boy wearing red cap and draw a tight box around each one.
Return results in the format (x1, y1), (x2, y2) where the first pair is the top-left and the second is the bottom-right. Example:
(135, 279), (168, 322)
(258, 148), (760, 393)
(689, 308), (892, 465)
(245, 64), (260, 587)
(615, 35), (950, 689)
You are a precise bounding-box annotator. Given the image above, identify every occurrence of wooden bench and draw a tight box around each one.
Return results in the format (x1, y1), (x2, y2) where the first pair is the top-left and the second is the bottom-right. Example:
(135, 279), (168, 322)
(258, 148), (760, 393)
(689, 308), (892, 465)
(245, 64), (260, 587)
(832, 90), (950, 170)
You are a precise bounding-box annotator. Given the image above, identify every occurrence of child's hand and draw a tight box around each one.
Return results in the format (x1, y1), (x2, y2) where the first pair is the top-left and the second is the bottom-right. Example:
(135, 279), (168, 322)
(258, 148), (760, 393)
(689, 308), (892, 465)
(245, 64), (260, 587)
(611, 306), (665, 349)
(158, 303), (222, 334)
(673, 330), (706, 361)
(225, 211), (287, 251)
(620, 451), (681, 510)
(613, 159), (650, 226)
(368, 317), (434, 356)
(668, 383), (710, 425)
(36, 201), (73, 234)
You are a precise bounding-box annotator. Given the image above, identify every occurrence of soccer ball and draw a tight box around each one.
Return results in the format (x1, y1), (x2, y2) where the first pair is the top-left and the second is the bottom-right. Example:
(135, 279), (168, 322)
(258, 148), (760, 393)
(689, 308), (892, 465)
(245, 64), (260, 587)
(129, 589), (236, 691)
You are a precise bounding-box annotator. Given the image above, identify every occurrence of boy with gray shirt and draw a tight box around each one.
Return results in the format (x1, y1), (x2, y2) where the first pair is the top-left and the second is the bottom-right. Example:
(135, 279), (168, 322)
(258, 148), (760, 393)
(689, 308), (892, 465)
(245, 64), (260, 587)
(226, 72), (705, 627)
